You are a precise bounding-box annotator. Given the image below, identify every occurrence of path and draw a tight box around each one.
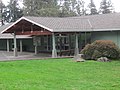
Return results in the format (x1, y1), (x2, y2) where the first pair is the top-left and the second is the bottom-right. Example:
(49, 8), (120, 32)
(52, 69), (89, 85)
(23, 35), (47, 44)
(0, 51), (51, 61)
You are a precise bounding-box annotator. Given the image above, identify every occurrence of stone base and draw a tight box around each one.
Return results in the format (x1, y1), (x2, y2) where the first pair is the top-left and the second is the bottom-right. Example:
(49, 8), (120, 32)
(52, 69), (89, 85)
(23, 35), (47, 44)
(52, 49), (57, 58)
(97, 57), (111, 62)
(73, 54), (85, 62)
(14, 48), (18, 57)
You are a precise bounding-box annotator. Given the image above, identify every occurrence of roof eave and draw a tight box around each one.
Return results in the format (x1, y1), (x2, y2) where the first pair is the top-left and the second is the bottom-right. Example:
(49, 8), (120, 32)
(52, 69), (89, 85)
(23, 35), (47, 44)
(1, 17), (53, 34)
(53, 28), (93, 32)
(23, 17), (53, 32)
(93, 28), (120, 31)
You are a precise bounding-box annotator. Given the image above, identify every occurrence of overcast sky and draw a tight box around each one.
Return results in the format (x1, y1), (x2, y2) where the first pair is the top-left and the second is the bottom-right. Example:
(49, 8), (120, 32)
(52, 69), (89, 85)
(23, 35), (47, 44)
(2, 0), (120, 12)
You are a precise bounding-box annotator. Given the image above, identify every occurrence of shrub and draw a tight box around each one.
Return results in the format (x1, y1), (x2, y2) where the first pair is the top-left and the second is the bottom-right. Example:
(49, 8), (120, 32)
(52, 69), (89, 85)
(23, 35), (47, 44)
(80, 44), (95, 60)
(81, 40), (120, 60)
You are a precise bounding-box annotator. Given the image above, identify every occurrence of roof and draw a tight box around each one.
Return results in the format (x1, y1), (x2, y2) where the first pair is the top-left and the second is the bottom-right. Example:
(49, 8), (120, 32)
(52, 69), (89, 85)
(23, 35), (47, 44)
(1, 13), (120, 34)
(0, 23), (32, 39)
(71, 13), (120, 31)
(25, 16), (91, 32)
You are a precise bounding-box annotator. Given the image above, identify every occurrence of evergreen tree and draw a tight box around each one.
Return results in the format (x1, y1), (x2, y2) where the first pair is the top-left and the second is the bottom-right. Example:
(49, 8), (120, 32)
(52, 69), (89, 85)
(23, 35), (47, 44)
(23, 0), (88, 17)
(0, 0), (5, 25)
(59, 0), (87, 17)
(59, 0), (77, 17)
(76, 0), (86, 16)
(100, 0), (114, 14)
(88, 0), (98, 15)
(23, 0), (60, 17)
(3, 0), (23, 22)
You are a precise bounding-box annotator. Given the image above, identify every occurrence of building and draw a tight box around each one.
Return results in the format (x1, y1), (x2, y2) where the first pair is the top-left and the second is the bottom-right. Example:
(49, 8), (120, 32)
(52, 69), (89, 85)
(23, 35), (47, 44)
(1, 13), (120, 57)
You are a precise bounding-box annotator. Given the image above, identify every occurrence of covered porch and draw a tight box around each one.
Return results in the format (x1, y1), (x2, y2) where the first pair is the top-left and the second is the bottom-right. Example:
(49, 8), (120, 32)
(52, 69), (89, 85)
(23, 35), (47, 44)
(1, 17), (92, 58)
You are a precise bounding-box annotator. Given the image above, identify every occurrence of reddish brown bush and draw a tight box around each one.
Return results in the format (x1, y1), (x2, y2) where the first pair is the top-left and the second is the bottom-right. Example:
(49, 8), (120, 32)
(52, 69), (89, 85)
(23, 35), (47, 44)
(81, 40), (120, 60)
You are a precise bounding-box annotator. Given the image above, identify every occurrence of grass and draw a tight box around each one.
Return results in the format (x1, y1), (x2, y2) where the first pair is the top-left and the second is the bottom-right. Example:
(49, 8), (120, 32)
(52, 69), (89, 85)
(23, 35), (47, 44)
(0, 58), (120, 90)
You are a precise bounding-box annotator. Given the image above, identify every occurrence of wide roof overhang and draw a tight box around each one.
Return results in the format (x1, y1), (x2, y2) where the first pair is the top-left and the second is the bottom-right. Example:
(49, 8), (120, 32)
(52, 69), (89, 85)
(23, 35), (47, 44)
(1, 17), (52, 35)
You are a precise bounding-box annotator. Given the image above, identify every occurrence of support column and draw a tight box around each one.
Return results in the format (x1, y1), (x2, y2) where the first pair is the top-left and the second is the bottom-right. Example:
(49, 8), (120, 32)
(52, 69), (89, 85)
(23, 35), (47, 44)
(85, 32), (87, 45)
(7, 39), (10, 52)
(52, 33), (57, 58)
(47, 35), (49, 51)
(35, 45), (38, 55)
(13, 32), (18, 57)
(20, 40), (23, 53)
(74, 33), (79, 56)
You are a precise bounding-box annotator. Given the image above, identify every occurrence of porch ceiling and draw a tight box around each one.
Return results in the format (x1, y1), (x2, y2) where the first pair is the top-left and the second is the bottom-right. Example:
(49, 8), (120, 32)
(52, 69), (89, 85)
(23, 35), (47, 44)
(2, 19), (52, 35)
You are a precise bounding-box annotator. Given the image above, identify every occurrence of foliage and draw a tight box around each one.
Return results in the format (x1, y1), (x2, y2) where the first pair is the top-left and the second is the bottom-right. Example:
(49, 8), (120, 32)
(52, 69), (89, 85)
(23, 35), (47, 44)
(81, 40), (120, 60)
(23, 0), (60, 17)
(99, 0), (114, 14)
(59, 0), (86, 16)
(23, 0), (87, 17)
(0, 59), (120, 90)
(0, 0), (5, 25)
(2, 0), (23, 23)
(80, 44), (95, 59)
(23, 0), (115, 17)
(88, 0), (98, 15)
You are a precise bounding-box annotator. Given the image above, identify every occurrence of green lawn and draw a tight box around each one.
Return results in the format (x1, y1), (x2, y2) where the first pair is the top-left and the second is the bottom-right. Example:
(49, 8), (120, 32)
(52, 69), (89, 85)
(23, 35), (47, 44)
(0, 58), (120, 90)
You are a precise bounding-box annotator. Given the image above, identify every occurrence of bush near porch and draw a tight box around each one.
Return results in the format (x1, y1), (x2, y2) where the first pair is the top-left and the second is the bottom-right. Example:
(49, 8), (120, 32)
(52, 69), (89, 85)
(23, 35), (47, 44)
(81, 40), (120, 60)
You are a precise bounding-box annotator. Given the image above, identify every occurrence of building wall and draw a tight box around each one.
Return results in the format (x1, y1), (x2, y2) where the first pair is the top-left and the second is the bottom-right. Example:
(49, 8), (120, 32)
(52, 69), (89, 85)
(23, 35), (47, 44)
(0, 38), (34, 52)
(0, 39), (7, 50)
(1, 31), (120, 52)
(91, 31), (120, 47)
(21, 39), (34, 52)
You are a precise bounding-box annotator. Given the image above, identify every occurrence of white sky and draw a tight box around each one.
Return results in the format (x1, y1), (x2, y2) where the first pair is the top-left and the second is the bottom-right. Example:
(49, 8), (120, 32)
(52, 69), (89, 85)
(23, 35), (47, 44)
(2, 0), (120, 12)
(88, 0), (120, 12)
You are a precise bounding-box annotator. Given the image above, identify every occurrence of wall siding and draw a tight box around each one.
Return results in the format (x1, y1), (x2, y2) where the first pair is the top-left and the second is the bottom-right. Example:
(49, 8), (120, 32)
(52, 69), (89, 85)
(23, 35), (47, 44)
(0, 39), (34, 52)
(0, 40), (7, 50)
(91, 31), (120, 47)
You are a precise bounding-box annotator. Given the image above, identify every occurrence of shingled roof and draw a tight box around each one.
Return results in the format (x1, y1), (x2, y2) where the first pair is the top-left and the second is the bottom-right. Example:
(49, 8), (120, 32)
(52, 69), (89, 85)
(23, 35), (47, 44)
(1, 13), (120, 34)
(25, 16), (92, 32)
(24, 13), (120, 32)
(72, 13), (120, 31)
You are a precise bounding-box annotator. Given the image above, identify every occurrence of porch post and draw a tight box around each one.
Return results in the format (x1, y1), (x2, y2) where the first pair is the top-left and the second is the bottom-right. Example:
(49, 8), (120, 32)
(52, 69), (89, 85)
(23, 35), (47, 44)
(52, 33), (57, 58)
(13, 32), (18, 57)
(74, 33), (79, 56)
(20, 40), (23, 53)
(7, 39), (10, 52)
(47, 35), (49, 51)
(35, 45), (38, 55)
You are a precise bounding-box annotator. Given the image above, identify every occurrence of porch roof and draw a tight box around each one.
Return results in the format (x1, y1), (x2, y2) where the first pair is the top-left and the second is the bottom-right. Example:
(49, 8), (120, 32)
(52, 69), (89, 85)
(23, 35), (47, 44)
(0, 23), (32, 39)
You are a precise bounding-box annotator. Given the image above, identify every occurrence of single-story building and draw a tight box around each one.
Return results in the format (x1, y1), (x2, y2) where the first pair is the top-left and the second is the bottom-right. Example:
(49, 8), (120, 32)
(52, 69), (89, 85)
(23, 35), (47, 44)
(1, 13), (120, 57)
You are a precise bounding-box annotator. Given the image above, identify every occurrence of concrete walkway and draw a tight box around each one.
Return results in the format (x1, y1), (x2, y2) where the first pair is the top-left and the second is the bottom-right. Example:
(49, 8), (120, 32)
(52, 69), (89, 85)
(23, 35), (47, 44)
(0, 51), (51, 61)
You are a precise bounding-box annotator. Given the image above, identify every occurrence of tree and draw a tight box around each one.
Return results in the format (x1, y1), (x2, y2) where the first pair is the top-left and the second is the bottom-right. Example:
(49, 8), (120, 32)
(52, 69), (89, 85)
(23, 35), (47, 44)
(0, 0), (5, 25)
(58, 0), (77, 17)
(3, 0), (23, 23)
(76, 0), (86, 16)
(88, 0), (98, 15)
(23, 0), (60, 17)
(59, 0), (86, 17)
(99, 0), (114, 14)
(23, 0), (88, 17)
